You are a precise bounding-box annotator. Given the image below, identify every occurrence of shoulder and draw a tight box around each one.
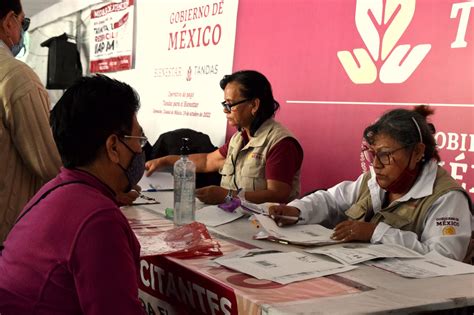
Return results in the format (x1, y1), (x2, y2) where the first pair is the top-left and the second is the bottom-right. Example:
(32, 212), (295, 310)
(0, 55), (44, 99)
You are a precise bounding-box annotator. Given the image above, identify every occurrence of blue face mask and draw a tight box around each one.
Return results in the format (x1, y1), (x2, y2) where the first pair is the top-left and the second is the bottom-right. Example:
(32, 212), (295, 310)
(11, 28), (25, 57)
(118, 139), (146, 192)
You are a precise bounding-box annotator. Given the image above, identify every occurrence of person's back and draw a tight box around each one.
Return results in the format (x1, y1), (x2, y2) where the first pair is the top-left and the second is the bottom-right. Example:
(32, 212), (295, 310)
(0, 3), (61, 245)
(0, 168), (141, 314)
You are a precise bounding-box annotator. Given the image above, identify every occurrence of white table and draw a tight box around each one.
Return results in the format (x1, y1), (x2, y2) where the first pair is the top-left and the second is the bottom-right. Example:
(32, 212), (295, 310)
(124, 191), (474, 315)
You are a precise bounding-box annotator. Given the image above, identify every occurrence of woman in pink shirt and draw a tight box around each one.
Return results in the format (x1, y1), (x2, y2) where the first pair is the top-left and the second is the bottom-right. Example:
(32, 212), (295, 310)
(0, 75), (146, 314)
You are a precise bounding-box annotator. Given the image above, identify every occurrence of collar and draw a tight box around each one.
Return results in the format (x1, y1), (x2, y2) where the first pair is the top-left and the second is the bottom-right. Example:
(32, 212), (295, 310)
(369, 159), (438, 205)
(60, 167), (119, 205)
(0, 40), (13, 56)
(241, 118), (275, 148)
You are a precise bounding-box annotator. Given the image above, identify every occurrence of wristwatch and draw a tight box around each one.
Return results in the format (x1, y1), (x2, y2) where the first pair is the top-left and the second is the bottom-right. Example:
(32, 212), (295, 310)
(224, 189), (233, 203)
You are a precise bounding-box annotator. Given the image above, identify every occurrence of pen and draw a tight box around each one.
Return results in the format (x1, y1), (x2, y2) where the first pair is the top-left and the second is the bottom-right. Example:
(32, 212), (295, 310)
(270, 214), (301, 222)
(143, 184), (158, 192)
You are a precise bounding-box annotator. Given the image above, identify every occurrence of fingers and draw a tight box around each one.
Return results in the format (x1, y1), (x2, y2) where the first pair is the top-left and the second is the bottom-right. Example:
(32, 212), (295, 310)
(132, 184), (142, 193)
(332, 221), (356, 241)
(145, 160), (156, 176)
(268, 205), (300, 227)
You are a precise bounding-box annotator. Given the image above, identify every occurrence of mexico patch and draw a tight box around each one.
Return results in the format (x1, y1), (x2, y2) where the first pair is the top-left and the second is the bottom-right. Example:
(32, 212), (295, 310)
(442, 226), (456, 235)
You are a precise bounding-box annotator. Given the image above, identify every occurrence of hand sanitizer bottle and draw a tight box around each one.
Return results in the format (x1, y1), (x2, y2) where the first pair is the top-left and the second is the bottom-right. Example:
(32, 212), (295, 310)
(173, 138), (196, 225)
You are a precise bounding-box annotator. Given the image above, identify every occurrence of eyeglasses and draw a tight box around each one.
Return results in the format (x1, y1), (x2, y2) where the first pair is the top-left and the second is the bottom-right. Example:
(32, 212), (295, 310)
(14, 14), (30, 32)
(123, 135), (148, 148)
(362, 144), (413, 166)
(221, 99), (250, 112)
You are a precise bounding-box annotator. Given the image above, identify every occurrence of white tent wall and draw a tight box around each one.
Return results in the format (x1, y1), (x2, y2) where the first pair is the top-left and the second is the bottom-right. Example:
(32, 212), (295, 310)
(25, 0), (106, 105)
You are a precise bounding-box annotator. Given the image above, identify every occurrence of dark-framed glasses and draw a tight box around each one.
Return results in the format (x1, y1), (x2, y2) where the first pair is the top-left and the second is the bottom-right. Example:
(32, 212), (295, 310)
(221, 99), (250, 112)
(14, 14), (30, 31)
(362, 144), (413, 166)
(123, 135), (148, 148)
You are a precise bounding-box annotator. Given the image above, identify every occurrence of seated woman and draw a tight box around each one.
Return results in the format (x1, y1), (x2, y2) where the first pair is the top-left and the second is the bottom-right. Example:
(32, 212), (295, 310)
(0, 75), (145, 314)
(146, 70), (303, 205)
(270, 106), (472, 261)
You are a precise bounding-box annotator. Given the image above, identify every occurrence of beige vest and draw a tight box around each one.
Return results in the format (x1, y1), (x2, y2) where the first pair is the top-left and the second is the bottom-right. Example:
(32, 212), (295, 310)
(345, 166), (472, 238)
(219, 119), (301, 201)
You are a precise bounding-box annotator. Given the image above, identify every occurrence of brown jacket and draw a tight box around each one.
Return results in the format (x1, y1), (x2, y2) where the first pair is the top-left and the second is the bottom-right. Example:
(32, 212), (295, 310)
(0, 42), (61, 245)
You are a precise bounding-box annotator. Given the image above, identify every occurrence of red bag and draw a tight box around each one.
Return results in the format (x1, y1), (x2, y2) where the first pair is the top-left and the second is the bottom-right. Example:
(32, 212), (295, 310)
(137, 221), (222, 258)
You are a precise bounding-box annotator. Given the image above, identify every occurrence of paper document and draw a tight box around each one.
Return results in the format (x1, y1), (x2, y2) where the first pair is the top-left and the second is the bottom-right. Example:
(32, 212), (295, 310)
(196, 205), (244, 227)
(365, 250), (474, 278)
(138, 171), (174, 191)
(306, 243), (422, 265)
(254, 214), (340, 246)
(214, 250), (356, 284)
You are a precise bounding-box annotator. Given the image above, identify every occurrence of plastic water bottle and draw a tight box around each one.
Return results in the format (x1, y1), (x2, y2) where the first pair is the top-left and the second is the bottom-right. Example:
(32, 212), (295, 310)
(173, 138), (196, 225)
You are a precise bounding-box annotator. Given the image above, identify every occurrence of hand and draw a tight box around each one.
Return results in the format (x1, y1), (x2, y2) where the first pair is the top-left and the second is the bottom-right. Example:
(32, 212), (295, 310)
(195, 186), (228, 204)
(268, 205), (301, 226)
(332, 220), (377, 242)
(145, 157), (165, 176)
(116, 185), (141, 205)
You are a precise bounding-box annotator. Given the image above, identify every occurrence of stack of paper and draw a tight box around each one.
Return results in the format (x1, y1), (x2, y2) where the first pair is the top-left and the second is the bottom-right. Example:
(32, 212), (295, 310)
(365, 250), (474, 278)
(306, 244), (422, 265)
(254, 214), (340, 246)
(196, 205), (244, 227)
(214, 249), (356, 284)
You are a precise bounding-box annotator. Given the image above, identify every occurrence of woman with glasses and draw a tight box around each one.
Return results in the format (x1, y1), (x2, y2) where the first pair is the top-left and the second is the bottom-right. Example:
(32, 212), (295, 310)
(270, 106), (472, 261)
(146, 70), (303, 205)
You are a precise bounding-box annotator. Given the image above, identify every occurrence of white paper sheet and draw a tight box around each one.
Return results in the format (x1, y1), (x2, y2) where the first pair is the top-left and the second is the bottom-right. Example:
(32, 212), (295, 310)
(196, 205), (244, 227)
(254, 214), (340, 246)
(214, 250), (356, 284)
(138, 171), (174, 191)
(365, 250), (474, 278)
(306, 243), (422, 265)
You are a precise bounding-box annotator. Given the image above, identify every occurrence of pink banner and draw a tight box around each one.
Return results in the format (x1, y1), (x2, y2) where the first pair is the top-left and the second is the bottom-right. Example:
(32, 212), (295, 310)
(230, 0), (473, 197)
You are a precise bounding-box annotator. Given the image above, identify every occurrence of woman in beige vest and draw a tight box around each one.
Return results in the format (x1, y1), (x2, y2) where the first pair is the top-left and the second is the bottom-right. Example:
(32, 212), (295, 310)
(146, 70), (303, 205)
(270, 106), (472, 261)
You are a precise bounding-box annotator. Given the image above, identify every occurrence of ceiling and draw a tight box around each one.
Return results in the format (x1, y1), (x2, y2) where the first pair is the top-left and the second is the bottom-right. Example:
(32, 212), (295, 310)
(22, 0), (61, 17)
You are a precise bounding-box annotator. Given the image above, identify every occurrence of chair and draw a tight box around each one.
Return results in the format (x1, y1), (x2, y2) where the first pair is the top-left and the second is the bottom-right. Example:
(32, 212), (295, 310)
(149, 129), (221, 188)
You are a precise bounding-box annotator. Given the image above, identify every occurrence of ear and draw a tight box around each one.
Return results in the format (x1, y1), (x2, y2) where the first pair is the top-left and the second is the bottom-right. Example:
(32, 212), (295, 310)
(1, 11), (16, 37)
(251, 98), (260, 116)
(414, 142), (426, 163)
(105, 134), (121, 163)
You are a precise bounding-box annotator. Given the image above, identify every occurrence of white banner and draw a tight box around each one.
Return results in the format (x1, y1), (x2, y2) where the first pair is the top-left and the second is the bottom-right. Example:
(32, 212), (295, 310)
(89, 0), (135, 73)
(130, 0), (239, 147)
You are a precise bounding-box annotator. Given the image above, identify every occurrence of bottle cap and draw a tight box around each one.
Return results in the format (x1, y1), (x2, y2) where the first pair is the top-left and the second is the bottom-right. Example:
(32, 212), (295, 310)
(180, 137), (190, 155)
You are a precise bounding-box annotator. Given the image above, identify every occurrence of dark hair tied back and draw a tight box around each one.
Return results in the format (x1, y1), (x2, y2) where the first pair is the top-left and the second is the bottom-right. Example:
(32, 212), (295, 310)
(220, 70), (279, 136)
(363, 105), (440, 165)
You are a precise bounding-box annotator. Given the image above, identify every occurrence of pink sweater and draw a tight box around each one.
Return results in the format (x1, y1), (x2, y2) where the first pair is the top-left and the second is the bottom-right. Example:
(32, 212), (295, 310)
(0, 168), (144, 315)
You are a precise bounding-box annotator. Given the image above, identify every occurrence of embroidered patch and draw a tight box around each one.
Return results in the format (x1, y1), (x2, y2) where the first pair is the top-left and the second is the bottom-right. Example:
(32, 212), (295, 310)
(250, 152), (263, 160)
(435, 217), (459, 227)
(442, 226), (456, 236)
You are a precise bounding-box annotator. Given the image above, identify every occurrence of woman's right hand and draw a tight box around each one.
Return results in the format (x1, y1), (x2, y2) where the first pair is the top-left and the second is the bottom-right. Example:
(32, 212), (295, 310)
(145, 158), (164, 176)
(268, 205), (301, 226)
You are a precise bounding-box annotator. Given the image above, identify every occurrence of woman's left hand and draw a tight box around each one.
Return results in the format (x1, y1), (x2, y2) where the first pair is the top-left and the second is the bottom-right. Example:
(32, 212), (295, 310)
(332, 221), (377, 242)
(196, 185), (227, 204)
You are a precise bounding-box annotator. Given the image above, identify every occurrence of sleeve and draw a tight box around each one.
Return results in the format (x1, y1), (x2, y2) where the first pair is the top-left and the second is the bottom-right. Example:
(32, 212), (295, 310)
(218, 141), (229, 158)
(70, 210), (144, 315)
(371, 191), (472, 261)
(265, 137), (303, 185)
(288, 173), (365, 226)
(8, 75), (61, 180)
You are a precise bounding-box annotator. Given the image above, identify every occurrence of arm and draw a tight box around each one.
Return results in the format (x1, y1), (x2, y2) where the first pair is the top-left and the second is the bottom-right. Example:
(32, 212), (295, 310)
(145, 149), (225, 175)
(70, 209), (144, 315)
(9, 76), (61, 180)
(371, 191), (472, 260)
(288, 174), (365, 226)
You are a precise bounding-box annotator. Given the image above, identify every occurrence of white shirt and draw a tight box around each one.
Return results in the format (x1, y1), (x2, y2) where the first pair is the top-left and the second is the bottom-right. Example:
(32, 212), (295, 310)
(289, 160), (472, 261)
